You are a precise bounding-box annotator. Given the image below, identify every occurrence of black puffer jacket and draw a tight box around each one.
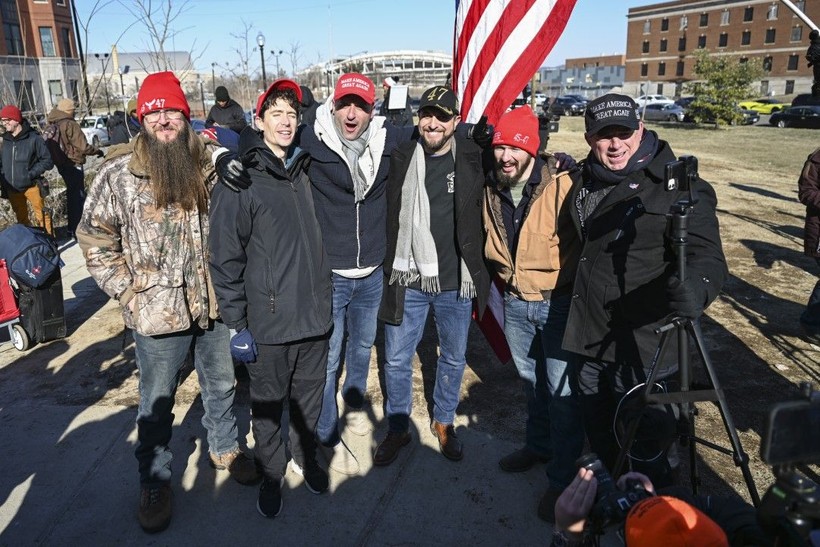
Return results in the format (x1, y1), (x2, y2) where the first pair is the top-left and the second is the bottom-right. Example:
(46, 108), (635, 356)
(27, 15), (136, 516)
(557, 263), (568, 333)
(798, 147), (820, 257)
(208, 127), (332, 345)
(0, 124), (54, 191)
(206, 99), (247, 134)
(107, 111), (131, 145)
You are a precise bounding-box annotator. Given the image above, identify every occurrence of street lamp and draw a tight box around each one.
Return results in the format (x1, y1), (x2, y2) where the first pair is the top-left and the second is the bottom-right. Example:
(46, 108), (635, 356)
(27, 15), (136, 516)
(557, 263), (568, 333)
(94, 53), (111, 114)
(198, 75), (206, 118)
(271, 49), (283, 79)
(256, 32), (267, 89)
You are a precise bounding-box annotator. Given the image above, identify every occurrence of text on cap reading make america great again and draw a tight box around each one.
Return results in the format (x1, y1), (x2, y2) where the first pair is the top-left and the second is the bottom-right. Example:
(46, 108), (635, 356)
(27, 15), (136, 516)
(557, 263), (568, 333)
(590, 99), (634, 115)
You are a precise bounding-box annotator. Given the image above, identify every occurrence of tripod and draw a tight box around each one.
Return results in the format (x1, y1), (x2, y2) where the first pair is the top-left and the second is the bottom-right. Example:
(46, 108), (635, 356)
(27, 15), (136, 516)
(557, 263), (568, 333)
(611, 174), (761, 507)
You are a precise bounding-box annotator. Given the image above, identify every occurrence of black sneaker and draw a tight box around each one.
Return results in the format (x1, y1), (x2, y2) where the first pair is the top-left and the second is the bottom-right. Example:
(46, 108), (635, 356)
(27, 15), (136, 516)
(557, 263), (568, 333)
(290, 458), (329, 494)
(257, 477), (283, 518)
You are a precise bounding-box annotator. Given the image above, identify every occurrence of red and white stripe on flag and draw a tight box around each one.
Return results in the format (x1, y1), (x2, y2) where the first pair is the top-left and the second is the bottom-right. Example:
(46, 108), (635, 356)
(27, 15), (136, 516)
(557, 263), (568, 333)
(473, 275), (512, 364)
(454, 0), (578, 125)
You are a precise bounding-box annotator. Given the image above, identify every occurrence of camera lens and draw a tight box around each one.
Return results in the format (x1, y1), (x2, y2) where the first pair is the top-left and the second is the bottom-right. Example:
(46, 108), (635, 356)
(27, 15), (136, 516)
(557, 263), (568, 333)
(576, 453), (616, 495)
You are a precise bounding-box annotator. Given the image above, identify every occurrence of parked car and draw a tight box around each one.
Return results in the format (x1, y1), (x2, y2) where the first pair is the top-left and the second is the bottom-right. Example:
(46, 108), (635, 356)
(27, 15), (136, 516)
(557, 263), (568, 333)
(674, 96), (696, 109)
(737, 98), (789, 114)
(684, 104), (760, 125)
(562, 94), (589, 106)
(79, 115), (110, 147)
(547, 96), (586, 116)
(634, 94), (674, 108)
(641, 103), (685, 122)
(791, 93), (820, 108)
(769, 106), (820, 128)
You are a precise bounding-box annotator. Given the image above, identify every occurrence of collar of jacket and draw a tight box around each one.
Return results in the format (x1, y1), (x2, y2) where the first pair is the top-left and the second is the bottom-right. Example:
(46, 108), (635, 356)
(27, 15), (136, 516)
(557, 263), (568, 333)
(238, 126), (310, 180)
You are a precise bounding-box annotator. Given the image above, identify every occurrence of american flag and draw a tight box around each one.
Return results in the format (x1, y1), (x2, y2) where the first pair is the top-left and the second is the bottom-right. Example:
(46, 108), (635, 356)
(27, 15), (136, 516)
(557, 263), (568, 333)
(454, 0), (578, 124)
(455, 0), (577, 364)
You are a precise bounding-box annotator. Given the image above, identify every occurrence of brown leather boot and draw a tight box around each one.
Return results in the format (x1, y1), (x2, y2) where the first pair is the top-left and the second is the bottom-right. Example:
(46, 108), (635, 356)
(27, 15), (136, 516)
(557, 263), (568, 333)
(138, 484), (172, 533)
(373, 431), (411, 466)
(431, 420), (463, 461)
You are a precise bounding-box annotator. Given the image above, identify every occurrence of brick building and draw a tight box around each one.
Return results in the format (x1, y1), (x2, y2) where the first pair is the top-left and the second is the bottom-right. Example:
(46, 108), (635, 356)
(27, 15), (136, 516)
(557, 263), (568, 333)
(626, 0), (818, 97)
(0, 0), (81, 114)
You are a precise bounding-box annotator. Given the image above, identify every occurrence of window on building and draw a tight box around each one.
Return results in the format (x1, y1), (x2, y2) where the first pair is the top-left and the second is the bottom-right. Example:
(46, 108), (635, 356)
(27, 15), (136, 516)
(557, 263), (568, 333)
(661, 18), (669, 31)
(658, 62), (666, 76)
(741, 30), (752, 45)
(678, 35), (687, 51)
(721, 10), (730, 25)
(765, 28), (776, 43)
(39, 27), (56, 57)
(767, 3), (778, 20)
(676, 61), (685, 76)
(788, 54), (800, 70)
(3, 22), (23, 55)
(760, 80), (769, 95)
(699, 13), (708, 27)
(643, 20), (651, 34)
(795, 0), (806, 12)
(641, 63), (648, 77)
(13, 80), (34, 111)
(719, 33), (728, 47)
(642, 40), (650, 53)
(48, 80), (62, 105)
(744, 7), (754, 22)
(68, 79), (78, 101)
(786, 80), (795, 94)
(698, 35), (707, 48)
(680, 15), (688, 30)
(56, 0), (66, 5)
(657, 83), (664, 95)
(763, 56), (773, 71)
(660, 38), (667, 52)
(791, 26), (803, 42)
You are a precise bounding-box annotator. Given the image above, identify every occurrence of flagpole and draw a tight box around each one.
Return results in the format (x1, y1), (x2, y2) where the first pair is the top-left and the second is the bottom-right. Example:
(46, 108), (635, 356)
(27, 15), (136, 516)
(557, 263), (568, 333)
(779, 0), (818, 31)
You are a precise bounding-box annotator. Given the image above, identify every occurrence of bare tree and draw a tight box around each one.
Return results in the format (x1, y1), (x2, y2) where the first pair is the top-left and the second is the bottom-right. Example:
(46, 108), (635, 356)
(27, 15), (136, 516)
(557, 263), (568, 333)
(228, 20), (254, 113)
(119, 0), (201, 77)
(288, 40), (303, 79)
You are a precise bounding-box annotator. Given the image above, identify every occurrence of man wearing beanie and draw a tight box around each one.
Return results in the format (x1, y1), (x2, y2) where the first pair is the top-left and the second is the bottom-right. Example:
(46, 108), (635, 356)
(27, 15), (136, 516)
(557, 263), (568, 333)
(45, 97), (102, 240)
(563, 94), (726, 489)
(0, 105), (54, 233)
(206, 86), (247, 134)
(77, 70), (260, 534)
(375, 85), (489, 465)
(483, 105), (583, 522)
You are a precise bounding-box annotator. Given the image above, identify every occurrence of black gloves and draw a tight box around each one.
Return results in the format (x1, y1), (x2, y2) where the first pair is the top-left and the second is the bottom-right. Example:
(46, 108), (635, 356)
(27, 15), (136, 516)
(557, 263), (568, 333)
(95, 149), (105, 158)
(553, 152), (577, 172)
(469, 115), (494, 148)
(213, 147), (252, 192)
(666, 275), (705, 319)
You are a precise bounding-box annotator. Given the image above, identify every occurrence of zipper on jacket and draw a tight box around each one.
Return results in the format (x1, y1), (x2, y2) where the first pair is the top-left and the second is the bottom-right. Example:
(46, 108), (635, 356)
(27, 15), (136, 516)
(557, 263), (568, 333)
(355, 201), (362, 268)
(265, 258), (276, 314)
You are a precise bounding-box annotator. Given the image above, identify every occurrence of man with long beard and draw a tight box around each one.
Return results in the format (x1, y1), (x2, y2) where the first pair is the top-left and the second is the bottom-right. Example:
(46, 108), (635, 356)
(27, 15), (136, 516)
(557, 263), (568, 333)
(77, 71), (259, 534)
(482, 106), (583, 523)
(375, 86), (489, 465)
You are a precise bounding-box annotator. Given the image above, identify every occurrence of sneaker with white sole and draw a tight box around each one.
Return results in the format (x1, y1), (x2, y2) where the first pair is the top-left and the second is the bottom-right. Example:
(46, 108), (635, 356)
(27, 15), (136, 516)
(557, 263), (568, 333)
(320, 440), (360, 476)
(289, 458), (329, 494)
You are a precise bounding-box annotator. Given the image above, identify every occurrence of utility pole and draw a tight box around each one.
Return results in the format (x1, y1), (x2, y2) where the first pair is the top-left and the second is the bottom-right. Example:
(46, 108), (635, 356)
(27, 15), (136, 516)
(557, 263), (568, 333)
(69, 0), (92, 113)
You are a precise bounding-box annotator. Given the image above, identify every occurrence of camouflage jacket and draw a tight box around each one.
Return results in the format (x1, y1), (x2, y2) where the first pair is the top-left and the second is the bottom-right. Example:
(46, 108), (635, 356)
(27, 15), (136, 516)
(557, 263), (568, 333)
(77, 135), (220, 336)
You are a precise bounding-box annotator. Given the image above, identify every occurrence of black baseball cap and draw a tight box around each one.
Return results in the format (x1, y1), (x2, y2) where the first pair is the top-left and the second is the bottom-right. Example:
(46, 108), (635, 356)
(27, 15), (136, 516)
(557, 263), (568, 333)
(584, 93), (640, 136)
(418, 86), (458, 117)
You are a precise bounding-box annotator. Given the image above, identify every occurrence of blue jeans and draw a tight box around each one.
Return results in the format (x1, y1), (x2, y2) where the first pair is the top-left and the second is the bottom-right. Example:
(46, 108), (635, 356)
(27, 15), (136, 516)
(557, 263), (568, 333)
(57, 164), (84, 235)
(133, 321), (238, 485)
(503, 293), (583, 490)
(316, 268), (382, 446)
(384, 289), (472, 432)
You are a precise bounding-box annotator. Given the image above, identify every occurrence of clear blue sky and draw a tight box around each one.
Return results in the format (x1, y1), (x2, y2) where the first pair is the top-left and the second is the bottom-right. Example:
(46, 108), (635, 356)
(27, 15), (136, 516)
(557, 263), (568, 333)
(79, 1), (649, 73)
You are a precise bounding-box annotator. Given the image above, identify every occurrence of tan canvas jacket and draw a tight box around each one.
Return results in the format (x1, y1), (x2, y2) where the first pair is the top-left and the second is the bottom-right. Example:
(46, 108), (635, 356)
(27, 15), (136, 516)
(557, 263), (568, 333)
(77, 135), (220, 336)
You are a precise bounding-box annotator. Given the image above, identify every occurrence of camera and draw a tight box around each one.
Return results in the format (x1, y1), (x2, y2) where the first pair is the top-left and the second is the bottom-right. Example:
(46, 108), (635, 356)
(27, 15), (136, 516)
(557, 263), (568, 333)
(576, 453), (653, 533)
(664, 155), (698, 192)
(758, 382), (820, 546)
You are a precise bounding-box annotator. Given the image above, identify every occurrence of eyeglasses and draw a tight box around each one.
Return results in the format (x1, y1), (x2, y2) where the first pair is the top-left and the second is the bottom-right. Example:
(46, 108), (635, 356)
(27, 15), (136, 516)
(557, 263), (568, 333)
(143, 109), (185, 123)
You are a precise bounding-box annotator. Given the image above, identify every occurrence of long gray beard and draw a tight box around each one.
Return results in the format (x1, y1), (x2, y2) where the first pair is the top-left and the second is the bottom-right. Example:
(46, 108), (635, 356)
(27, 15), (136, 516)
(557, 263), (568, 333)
(143, 124), (203, 211)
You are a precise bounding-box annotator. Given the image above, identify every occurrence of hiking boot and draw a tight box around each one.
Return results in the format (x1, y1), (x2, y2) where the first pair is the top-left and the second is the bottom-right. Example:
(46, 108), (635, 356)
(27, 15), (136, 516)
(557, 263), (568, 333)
(210, 447), (261, 485)
(498, 447), (550, 473)
(290, 458), (329, 494)
(430, 420), (463, 461)
(344, 405), (373, 437)
(257, 476), (284, 518)
(320, 440), (360, 476)
(138, 484), (172, 533)
(373, 431), (411, 466)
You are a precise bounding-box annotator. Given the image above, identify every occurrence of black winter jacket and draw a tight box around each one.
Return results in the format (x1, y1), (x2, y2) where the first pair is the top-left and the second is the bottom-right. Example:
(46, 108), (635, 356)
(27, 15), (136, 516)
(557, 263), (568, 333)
(206, 99), (247, 134)
(0, 124), (54, 192)
(208, 127), (332, 344)
(562, 140), (727, 367)
(107, 111), (131, 145)
(378, 134), (490, 325)
(299, 122), (414, 270)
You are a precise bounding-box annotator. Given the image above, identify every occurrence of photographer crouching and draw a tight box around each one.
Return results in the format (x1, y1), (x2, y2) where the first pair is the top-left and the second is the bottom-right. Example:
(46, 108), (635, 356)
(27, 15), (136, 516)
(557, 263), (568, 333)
(552, 456), (768, 546)
(564, 94), (728, 486)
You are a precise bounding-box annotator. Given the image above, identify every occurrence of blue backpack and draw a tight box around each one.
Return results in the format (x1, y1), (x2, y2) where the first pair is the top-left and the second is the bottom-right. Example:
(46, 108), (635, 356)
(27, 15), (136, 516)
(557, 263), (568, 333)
(0, 224), (62, 288)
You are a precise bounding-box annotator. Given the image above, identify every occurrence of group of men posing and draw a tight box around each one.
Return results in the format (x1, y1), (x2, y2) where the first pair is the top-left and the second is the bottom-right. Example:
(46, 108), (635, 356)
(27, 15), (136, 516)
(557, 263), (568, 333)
(76, 69), (726, 534)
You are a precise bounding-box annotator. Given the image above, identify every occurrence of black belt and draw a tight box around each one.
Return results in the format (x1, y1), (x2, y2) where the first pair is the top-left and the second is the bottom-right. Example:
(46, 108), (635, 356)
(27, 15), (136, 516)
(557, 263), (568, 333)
(539, 283), (573, 301)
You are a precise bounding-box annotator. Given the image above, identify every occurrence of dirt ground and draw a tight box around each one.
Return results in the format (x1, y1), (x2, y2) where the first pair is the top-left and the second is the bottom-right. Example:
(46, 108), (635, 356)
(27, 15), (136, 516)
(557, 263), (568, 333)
(2, 116), (818, 510)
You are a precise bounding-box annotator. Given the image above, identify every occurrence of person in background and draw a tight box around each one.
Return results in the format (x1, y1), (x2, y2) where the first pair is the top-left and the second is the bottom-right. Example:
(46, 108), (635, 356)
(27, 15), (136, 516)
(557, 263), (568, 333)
(0, 105), (54, 234)
(45, 98), (102, 240)
(299, 84), (320, 127)
(78, 71), (260, 534)
(206, 86), (247, 134)
(798, 147), (820, 336)
(380, 77), (414, 127)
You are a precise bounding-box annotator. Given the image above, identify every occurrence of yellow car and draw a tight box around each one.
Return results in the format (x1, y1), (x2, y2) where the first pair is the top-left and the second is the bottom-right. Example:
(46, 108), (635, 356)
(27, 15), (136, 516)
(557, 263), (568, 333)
(737, 98), (789, 114)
